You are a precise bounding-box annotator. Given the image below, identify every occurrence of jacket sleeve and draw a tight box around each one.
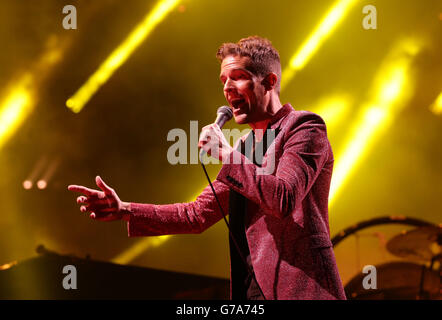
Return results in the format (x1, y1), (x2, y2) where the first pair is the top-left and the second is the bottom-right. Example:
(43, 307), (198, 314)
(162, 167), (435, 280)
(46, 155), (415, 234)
(125, 133), (250, 237)
(216, 112), (331, 219)
(126, 179), (230, 237)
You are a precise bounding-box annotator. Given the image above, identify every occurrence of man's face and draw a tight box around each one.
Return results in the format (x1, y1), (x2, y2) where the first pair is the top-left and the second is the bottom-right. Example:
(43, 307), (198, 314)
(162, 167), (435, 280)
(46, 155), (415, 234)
(219, 55), (268, 124)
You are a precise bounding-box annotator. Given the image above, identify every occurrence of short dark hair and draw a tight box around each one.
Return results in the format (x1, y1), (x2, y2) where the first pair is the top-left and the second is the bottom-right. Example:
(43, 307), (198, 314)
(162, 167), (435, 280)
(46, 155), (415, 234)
(216, 36), (281, 94)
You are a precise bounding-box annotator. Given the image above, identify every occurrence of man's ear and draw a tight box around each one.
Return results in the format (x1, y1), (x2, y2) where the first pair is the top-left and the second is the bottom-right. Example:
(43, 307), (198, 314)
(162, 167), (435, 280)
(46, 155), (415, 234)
(261, 73), (278, 91)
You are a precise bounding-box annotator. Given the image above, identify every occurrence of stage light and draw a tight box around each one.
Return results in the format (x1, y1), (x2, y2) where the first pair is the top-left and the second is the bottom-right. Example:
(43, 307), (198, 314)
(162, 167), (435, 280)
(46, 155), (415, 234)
(23, 180), (33, 190)
(281, 0), (358, 90)
(312, 95), (350, 128)
(329, 106), (387, 205)
(430, 92), (442, 115)
(24, 156), (48, 189)
(37, 180), (47, 190)
(0, 37), (65, 151)
(38, 158), (60, 189)
(0, 261), (17, 271)
(329, 39), (423, 206)
(112, 235), (171, 265)
(66, 0), (181, 113)
(0, 79), (33, 150)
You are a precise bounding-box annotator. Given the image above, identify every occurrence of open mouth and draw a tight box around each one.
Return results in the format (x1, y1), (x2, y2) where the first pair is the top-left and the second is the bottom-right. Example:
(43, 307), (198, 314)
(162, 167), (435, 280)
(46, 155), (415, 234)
(230, 98), (246, 110)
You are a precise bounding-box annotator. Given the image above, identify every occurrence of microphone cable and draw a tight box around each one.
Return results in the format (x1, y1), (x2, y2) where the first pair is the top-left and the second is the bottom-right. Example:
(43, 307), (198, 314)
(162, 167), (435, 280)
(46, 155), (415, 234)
(199, 158), (267, 300)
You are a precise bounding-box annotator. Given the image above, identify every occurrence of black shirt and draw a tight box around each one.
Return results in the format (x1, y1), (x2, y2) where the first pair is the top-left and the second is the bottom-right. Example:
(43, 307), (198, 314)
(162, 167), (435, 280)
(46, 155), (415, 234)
(228, 126), (278, 300)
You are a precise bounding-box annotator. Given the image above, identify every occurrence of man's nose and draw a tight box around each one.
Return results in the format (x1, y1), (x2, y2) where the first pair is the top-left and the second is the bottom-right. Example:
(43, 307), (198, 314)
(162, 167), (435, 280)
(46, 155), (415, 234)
(223, 78), (236, 94)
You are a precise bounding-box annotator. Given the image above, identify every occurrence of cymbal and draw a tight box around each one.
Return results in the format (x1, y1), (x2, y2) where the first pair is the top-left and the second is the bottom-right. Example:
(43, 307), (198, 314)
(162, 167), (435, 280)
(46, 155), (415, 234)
(386, 226), (442, 261)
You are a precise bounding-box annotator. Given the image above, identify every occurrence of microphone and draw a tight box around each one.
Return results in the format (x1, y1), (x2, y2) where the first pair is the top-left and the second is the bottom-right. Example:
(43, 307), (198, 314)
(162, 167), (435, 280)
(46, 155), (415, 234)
(199, 106), (233, 162)
(214, 105), (234, 128)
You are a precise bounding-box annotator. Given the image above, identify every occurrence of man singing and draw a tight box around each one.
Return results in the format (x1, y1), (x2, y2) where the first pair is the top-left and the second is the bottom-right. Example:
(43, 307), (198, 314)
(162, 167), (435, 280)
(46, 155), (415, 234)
(68, 36), (346, 300)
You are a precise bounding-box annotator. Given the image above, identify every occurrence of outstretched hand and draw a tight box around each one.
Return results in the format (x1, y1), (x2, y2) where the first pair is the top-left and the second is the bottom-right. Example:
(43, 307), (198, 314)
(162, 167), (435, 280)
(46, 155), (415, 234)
(68, 176), (131, 222)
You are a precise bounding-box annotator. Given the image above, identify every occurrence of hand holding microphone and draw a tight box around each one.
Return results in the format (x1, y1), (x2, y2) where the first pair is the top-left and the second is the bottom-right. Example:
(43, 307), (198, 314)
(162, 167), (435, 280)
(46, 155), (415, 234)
(198, 106), (233, 163)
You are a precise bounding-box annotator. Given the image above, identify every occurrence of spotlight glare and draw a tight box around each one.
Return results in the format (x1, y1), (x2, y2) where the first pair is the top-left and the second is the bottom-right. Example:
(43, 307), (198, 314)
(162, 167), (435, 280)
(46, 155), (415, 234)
(312, 95), (350, 128)
(37, 180), (47, 190)
(66, 0), (181, 113)
(329, 39), (422, 207)
(23, 180), (33, 190)
(112, 235), (171, 265)
(0, 42), (64, 150)
(0, 84), (33, 150)
(281, 0), (358, 90)
(430, 92), (442, 115)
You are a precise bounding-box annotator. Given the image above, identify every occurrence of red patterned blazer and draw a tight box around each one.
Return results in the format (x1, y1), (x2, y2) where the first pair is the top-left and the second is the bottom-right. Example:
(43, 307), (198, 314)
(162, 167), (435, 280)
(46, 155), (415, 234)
(126, 104), (346, 300)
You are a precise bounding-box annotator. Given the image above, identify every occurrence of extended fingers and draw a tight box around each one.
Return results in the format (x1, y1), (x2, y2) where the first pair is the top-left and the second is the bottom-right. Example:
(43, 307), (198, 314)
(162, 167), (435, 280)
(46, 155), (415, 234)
(68, 185), (100, 197)
(95, 176), (115, 196)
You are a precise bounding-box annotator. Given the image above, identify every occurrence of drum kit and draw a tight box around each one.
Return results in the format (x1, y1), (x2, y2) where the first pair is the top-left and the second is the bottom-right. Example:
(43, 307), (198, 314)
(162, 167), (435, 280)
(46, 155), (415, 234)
(344, 224), (442, 300)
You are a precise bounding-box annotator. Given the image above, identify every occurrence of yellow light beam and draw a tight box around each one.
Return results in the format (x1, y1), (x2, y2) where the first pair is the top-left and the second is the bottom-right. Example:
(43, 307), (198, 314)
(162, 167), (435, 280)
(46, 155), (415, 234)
(329, 39), (422, 206)
(0, 36), (65, 151)
(312, 95), (350, 128)
(66, 0), (181, 113)
(281, 0), (358, 90)
(0, 78), (33, 150)
(430, 92), (442, 115)
(329, 106), (389, 205)
(112, 235), (171, 265)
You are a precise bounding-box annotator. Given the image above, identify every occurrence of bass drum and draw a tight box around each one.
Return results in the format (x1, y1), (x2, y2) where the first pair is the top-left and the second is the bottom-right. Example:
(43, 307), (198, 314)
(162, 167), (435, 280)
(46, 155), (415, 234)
(344, 261), (440, 300)
(331, 216), (440, 300)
